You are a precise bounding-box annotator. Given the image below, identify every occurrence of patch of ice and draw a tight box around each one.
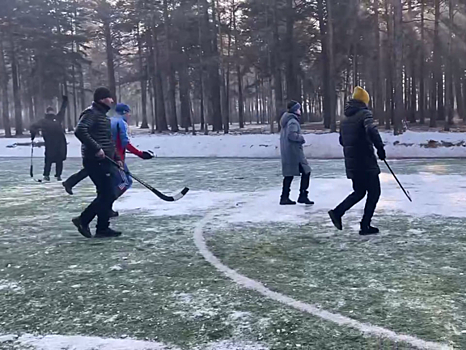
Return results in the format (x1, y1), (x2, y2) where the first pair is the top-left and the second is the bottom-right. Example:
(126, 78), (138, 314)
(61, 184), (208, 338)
(0, 280), (22, 292)
(110, 265), (123, 271)
(117, 173), (466, 226)
(0, 334), (18, 342)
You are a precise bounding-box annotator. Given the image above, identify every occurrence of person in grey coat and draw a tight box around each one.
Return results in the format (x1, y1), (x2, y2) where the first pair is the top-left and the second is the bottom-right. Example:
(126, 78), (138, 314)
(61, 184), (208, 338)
(279, 101), (313, 205)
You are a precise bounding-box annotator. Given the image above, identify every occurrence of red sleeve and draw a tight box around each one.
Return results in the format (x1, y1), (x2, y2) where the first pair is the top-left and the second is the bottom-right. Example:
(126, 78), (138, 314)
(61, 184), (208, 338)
(126, 142), (144, 158)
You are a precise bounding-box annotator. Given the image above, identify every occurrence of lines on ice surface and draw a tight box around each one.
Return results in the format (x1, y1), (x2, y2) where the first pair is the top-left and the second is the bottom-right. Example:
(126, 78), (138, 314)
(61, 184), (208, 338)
(194, 214), (452, 350)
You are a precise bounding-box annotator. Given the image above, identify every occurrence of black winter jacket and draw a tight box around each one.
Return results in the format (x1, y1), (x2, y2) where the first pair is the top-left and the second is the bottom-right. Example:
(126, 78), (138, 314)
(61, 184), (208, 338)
(339, 100), (384, 179)
(75, 102), (120, 162)
(30, 98), (68, 162)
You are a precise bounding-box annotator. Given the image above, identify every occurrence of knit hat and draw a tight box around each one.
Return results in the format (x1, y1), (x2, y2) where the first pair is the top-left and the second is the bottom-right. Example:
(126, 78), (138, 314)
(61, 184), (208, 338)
(352, 86), (370, 105)
(93, 87), (112, 102)
(287, 100), (302, 114)
(115, 103), (131, 115)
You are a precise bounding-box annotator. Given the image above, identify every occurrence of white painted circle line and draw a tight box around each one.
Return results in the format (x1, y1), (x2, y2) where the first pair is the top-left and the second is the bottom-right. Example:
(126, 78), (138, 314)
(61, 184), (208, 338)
(194, 214), (452, 350)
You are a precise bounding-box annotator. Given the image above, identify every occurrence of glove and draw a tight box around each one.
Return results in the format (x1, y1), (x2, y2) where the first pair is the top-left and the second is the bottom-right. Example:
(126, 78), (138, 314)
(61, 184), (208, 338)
(31, 132), (36, 141)
(141, 151), (154, 160)
(377, 148), (386, 161)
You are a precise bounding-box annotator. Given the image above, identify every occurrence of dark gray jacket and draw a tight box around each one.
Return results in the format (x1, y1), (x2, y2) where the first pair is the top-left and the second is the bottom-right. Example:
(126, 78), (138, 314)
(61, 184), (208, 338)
(279, 112), (311, 177)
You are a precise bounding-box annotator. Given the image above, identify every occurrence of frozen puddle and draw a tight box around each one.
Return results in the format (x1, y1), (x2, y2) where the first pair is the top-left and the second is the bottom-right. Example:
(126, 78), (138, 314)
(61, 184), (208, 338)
(0, 334), (269, 350)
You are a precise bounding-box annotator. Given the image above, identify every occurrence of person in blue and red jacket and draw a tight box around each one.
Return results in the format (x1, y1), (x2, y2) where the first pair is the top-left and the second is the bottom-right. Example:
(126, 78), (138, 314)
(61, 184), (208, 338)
(110, 103), (153, 202)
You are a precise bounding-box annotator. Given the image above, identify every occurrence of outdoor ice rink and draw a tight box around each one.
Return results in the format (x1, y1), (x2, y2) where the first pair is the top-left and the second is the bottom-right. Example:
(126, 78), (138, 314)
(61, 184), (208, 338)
(0, 157), (465, 349)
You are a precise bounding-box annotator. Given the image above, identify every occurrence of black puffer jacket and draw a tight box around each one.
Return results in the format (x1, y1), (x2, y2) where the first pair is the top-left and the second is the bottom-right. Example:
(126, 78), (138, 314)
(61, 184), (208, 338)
(339, 100), (384, 179)
(75, 102), (120, 161)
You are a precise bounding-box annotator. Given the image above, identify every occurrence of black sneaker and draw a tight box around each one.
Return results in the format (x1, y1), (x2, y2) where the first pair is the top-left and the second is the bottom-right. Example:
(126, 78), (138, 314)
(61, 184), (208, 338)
(328, 210), (343, 230)
(95, 228), (122, 238)
(56, 176), (62, 181)
(72, 217), (92, 238)
(62, 181), (73, 195)
(297, 192), (314, 205)
(359, 226), (379, 236)
(280, 197), (296, 205)
(109, 210), (119, 218)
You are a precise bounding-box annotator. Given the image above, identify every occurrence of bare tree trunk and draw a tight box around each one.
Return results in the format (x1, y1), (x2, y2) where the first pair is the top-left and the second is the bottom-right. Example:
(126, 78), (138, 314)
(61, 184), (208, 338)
(430, 0), (441, 127)
(445, 0), (454, 131)
(392, 0), (404, 134)
(273, 0), (284, 131)
(327, 0), (336, 132)
(103, 19), (116, 99)
(285, 0), (298, 100)
(419, 0), (425, 124)
(384, 0), (393, 130)
(317, 0), (330, 129)
(0, 37), (11, 137)
(10, 38), (22, 136)
(209, 0), (223, 132)
(163, 0), (179, 132)
(79, 64), (86, 110)
(136, 23), (149, 129)
(373, 0), (383, 123)
(455, 60), (465, 120)
(149, 21), (168, 132)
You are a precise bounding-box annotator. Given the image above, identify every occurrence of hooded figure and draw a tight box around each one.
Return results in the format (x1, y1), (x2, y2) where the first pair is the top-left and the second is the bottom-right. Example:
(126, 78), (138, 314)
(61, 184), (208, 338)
(30, 96), (68, 181)
(279, 101), (313, 205)
(328, 86), (386, 235)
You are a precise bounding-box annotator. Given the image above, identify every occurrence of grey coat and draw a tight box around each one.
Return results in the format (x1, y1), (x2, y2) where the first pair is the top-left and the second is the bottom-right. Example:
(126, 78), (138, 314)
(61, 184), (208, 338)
(279, 112), (311, 177)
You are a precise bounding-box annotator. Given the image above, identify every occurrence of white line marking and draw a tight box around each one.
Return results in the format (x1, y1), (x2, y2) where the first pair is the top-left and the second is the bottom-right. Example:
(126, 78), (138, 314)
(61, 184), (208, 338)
(194, 214), (452, 350)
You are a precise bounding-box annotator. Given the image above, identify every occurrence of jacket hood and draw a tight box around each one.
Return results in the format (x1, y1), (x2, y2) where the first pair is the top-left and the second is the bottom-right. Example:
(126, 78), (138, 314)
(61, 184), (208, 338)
(344, 99), (368, 117)
(280, 112), (299, 128)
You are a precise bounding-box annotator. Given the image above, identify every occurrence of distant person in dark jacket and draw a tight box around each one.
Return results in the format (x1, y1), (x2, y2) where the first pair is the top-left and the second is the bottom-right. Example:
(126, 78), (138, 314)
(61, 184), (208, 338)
(328, 87), (386, 235)
(72, 87), (122, 239)
(279, 100), (313, 205)
(30, 96), (68, 181)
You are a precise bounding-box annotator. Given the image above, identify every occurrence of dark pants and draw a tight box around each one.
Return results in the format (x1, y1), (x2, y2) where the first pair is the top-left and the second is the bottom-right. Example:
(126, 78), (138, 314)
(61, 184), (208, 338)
(44, 158), (63, 177)
(334, 174), (381, 227)
(65, 168), (89, 188)
(79, 159), (115, 230)
(281, 164), (311, 199)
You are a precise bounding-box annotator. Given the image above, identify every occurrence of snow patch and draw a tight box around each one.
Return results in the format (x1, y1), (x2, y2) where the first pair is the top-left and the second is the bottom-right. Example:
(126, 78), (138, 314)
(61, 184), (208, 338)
(0, 280), (22, 292)
(2, 130), (466, 159)
(0, 333), (175, 350)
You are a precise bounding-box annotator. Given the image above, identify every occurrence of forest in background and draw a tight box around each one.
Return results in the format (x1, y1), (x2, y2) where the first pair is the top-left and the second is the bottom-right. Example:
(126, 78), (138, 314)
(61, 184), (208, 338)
(0, 0), (464, 137)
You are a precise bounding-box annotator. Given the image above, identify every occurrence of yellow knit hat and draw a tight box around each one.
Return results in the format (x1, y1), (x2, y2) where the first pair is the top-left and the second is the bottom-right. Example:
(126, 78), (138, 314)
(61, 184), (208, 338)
(353, 86), (370, 105)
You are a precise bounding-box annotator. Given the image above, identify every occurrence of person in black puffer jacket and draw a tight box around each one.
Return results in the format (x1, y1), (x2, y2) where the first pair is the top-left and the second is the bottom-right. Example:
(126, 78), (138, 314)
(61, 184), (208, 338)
(72, 87), (123, 239)
(328, 87), (386, 235)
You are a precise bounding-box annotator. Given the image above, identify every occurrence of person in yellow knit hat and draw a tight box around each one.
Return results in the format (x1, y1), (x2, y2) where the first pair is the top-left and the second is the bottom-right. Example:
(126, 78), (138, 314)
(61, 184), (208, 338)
(328, 86), (386, 235)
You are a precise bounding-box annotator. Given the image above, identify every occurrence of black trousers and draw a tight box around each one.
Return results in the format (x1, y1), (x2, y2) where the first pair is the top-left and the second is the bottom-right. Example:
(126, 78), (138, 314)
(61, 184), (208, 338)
(281, 164), (310, 198)
(65, 168), (89, 188)
(79, 159), (115, 230)
(334, 174), (381, 227)
(44, 158), (63, 177)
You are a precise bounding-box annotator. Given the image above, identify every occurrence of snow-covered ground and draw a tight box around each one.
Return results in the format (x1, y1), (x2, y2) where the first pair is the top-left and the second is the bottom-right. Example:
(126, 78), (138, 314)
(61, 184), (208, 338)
(1, 130), (466, 159)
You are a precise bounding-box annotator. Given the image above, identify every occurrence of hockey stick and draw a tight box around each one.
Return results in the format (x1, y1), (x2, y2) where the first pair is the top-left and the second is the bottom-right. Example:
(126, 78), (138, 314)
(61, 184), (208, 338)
(384, 160), (412, 202)
(106, 156), (189, 202)
(30, 143), (43, 183)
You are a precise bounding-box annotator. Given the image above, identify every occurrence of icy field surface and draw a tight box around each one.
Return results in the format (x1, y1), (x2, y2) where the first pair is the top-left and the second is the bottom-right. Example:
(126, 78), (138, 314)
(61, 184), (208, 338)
(0, 158), (465, 350)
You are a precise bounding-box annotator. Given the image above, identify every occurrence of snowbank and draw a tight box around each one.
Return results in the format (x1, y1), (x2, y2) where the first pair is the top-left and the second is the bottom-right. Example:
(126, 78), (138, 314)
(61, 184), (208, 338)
(1, 130), (466, 159)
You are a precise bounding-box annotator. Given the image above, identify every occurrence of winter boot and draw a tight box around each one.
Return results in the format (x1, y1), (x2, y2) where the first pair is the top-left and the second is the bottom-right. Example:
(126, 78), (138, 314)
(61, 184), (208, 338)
(72, 217), (92, 239)
(297, 191), (314, 205)
(280, 196), (296, 205)
(109, 210), (119, 218)
(43, 176), (50, 182)
(62, 181), (73, 195)
(359, 225), (379, 236)
(56, 176), (62, 181)
(95, 227), (122, 238)
(328, 210), (343, 231)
